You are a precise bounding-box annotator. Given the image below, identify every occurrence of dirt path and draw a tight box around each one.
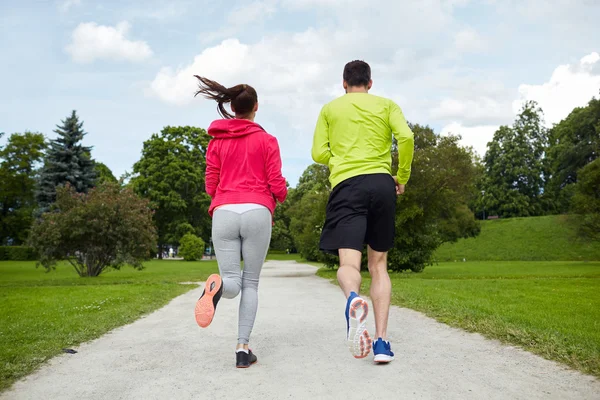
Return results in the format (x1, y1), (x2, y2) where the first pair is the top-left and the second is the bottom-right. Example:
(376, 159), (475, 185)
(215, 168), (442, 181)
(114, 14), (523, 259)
(3, 261), (599, 399)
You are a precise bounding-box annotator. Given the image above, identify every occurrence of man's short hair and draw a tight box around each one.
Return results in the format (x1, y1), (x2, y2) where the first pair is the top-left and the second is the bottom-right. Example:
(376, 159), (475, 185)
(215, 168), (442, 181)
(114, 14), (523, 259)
(343, 60), (371, 87)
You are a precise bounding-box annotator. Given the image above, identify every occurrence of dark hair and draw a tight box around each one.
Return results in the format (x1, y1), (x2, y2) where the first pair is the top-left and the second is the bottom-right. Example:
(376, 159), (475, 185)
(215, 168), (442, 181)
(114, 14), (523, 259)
(193, 75), (258, 119)
(343, 60), (371, 87)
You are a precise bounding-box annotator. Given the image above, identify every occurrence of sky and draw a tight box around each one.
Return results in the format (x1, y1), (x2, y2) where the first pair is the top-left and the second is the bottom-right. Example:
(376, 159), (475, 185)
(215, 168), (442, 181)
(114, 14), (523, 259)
(1, 0), (599, 185)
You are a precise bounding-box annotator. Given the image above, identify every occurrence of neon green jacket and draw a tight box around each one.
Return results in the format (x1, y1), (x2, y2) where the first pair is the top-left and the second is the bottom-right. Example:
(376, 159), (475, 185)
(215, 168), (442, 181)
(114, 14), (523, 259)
(311, 93), (415, 189)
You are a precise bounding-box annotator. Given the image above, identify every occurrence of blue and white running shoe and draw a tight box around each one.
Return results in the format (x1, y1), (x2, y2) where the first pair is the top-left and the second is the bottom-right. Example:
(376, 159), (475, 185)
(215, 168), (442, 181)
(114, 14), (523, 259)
(345, 292), (372, 358)
(373, 338), (395, 363)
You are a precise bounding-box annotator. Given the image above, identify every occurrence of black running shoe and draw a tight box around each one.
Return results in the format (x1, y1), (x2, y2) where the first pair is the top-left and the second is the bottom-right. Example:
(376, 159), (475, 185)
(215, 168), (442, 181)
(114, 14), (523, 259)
(236, 350), (258, 368)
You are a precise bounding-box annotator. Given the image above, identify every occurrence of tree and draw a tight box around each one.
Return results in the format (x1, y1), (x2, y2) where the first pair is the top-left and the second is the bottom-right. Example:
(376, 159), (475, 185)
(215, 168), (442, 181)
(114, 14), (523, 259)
(389, 125), (481, 271)
(28, 182), (157, 277)
(546, 96), (600, 213)
(287, 164), (333, 261)
(36, 111), (96, 213)
(131, 126), (212, 257)
(179, 233), (206, 261)
(270, 183), (295, 251)
(94, 162), (118, 185)
(0, 132), (46, 245)
(570, 158), (600, 241)
(481, 101), (548, 217)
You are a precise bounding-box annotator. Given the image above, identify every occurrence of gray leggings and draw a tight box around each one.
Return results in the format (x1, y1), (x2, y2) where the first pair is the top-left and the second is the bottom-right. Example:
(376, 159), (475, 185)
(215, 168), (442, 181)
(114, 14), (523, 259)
(212, 208), (272, 344)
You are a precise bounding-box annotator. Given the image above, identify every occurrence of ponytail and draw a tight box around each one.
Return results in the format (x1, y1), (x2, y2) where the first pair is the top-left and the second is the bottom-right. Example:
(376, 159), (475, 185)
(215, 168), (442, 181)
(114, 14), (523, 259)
(193, 76), (258, 119)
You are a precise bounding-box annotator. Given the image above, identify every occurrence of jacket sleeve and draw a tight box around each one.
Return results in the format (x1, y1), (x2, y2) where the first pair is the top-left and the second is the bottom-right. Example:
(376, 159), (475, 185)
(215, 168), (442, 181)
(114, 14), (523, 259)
(389, 101), (415, 185)
(311, 105), (332, 165)
(205, 140), (220, 198)
(266, 136), (288, 203)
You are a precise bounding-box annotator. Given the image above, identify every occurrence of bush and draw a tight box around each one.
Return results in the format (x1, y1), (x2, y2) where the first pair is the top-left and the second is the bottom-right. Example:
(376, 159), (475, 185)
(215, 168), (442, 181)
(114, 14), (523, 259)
(179, 233), (205, 261)
(0, 246), (37, 261)
(28, 182), (157, 277)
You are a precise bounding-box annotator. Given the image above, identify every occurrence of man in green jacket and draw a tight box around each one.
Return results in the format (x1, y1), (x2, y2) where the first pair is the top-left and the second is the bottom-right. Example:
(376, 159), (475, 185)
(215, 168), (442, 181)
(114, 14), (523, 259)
(311, 60), (415, 363)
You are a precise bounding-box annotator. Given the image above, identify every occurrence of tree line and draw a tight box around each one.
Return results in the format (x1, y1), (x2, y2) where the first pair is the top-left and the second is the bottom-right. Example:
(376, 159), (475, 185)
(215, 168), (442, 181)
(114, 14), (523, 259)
(1, 92), (598, 274)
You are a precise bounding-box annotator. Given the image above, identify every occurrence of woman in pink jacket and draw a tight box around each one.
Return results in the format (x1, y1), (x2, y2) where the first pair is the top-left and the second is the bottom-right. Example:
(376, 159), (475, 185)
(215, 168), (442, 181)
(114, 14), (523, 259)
(193, 76), (287, 368)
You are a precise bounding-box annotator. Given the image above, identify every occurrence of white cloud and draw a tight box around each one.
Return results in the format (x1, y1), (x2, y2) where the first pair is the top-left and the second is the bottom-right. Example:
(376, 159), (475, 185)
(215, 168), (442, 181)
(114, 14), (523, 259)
(441, 123), (499, 157)
(59, 0), (80, 12)
(152, 0), (465, 107)
(65, 21), (153, 64)
(513, 52), (600, 127)
(150, 39), (251, 106)
(454, 27), (487, 53)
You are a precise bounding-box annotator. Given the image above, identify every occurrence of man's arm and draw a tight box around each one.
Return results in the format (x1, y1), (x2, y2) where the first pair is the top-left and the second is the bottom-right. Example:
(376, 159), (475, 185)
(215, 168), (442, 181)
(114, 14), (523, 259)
(311, 105), (332, 165)
(389, 101), (415, 185)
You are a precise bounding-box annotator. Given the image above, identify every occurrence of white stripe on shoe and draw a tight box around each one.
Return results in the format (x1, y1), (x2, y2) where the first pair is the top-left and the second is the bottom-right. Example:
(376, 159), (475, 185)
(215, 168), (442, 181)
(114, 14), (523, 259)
(347, 297), (372, 358)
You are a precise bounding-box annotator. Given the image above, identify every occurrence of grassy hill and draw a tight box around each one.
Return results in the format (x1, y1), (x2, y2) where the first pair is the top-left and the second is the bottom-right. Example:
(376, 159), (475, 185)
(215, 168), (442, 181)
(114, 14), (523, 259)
(435, 215), (600, 262)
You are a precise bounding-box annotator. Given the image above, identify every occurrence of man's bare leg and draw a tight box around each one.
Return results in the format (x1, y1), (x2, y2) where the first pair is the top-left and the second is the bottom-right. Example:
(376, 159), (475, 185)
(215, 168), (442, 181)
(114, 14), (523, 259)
(367, 246), (391, 340)
(337, 249), (362, 297)
(338, 248), (372, 358)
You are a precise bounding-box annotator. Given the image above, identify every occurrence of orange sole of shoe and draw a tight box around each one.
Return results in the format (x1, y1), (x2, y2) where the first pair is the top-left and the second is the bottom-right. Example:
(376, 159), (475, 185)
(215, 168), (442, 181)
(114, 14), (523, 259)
(353, 331), (373, 359)
(349, 299), (372, 359)
(194, 274), (222, 328)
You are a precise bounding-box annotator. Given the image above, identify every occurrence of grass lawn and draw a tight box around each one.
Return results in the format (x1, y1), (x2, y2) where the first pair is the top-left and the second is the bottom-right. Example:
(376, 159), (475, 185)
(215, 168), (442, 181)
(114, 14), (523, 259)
(317, 261), (600, 377)
(0, 259), (218, 392)
(435, 215), (600, 262)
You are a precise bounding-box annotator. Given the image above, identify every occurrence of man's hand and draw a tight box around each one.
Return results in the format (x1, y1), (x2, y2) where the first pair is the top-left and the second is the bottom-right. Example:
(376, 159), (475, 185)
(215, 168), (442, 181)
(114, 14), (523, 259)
(393, 177), (405, 195)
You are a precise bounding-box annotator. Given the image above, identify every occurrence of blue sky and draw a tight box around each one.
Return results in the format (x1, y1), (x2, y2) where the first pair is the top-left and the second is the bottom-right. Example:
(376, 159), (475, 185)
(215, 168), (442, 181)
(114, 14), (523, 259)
(1, 0), (599, 185)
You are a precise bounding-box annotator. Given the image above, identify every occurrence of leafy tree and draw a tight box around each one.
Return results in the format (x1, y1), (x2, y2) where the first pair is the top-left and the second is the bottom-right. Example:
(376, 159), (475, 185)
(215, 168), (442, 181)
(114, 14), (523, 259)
(482, 101), (548, 217)
(131, 126), (212, 256)
(28, 182), (157, 277)
(287, 164), (332, 261)
(546, 96), (600, 213)
(36, 111), (96, 213)
(570, 158), (600, 241)
(179, 233), (206, 261)
(288, 189), (329, 261)
(293, 164), (331, 200)
(389, 125), (481, 271)
(270, 183), (295, 251)
(0, 132), (46, 244)
(94, 162), (118, 185)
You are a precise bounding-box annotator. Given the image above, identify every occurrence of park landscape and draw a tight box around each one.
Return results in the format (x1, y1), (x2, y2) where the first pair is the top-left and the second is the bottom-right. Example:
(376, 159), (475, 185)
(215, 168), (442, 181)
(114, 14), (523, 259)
(0, 93), (599, 397)
(1, 1), (600, 397)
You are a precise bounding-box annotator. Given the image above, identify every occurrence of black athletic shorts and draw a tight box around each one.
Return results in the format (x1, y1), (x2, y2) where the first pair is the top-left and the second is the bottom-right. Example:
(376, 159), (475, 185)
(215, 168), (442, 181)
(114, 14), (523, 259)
(320, 173), (396, 255)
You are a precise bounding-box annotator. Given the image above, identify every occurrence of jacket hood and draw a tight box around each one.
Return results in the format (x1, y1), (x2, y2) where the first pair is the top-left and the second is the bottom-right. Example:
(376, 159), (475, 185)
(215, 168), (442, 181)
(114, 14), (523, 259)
(207, 119), (264, 138)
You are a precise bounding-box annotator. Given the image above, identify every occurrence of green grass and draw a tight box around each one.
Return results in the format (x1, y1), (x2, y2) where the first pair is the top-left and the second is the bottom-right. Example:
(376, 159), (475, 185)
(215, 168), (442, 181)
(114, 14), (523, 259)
(0, 259), (218, 392)
(435, 215), (600, 262)
(317, 261), (600, 377)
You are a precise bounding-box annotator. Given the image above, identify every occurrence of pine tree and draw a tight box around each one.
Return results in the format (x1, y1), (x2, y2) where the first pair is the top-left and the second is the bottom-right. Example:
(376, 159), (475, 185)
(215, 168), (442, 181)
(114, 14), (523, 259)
(36, 110), (96, 213)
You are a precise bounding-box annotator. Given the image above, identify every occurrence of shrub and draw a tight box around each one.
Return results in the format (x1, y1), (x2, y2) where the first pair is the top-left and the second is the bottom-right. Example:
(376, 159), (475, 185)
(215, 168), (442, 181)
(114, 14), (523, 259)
(28, 182), (157, 277)
(179, 233), (205, 261)
(0, 246), (37, 261)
